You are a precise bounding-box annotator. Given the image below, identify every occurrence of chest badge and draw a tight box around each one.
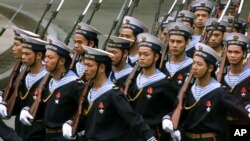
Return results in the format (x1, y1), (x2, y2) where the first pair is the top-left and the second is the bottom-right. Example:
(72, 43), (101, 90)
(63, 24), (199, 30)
(146, 87), (153, 99)
(98, 102), (104, 114)
(55, 92), (61, 104)
(177, 74), (183, 85)
(206, 100), (212, 112)
(240, 87), (247, 97)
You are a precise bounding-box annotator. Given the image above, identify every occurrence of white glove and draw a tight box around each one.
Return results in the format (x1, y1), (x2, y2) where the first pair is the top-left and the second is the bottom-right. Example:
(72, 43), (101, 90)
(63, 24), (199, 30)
(171, 130), (181, 141)
(62, 120), (75, 140)
(162, 115), (174, 133)
(0, 91), (3, 102)
(245, 105), (250, 118)
(0, 104), (7, 118)
(19, 108), (33, 126)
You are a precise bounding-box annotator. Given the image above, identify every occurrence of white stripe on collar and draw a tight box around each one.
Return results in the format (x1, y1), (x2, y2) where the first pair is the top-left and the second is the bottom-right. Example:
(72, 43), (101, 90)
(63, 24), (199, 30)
(185, 35), (201, 51)
(76, 61), (85, 77)
(113, 64), (133, 80)
(87, 80), (115, 103)
(136, 69), (166, 89)
(128, 54), (138, 64)
(25, 67), (47, 89)
(49, 70), (78, 93)
(191, 78), (221, 101)
(224, 66), (250, 88)
(165, 56), (192, 76)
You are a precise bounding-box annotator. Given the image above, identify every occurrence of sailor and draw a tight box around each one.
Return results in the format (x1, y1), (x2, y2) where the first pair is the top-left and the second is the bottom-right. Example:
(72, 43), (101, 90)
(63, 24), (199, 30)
(221, 33), (250, 125)
(72, 22), (101, 78)
(162, 42), (250, 141)
(185, 0), (215, 57)
(106, 36), (133, 90)
(119, 16), (149, 66)
(205, 18), (228, 56)
(126, 33), (178, 141)
(162, 22), (193, 89)
(62, 47), (157, 141)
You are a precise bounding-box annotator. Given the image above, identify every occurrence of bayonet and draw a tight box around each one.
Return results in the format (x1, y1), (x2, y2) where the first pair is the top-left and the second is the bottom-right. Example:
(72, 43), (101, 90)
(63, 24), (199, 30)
(64, 0), (93, 45)
(34, 0), (54, 34)
(40, 0), (65, 39)
(0, 4), (23, 37)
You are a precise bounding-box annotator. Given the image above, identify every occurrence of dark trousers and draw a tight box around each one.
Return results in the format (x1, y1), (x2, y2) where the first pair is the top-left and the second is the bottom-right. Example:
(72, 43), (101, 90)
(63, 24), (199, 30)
(45, 133), (69, 141)
(25, 121), (45, 141)
(0, 119), (22, 141)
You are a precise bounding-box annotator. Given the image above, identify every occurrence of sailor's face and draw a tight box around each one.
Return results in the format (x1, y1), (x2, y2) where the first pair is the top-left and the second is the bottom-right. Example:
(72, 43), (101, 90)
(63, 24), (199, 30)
(208, 30), (223, 49)
(138, 47), (157, 68)
(192, 56), (208, 79)
(44, 50), (60, 72)
(169, 35), (187, 56)
(227, 45), (245, 65)
(12, 40), (22, 59)
(119, 28), (136, 41)
(84, 59), (98, 80)
(106, 47), (125, 66)
(194, 10), (209, 28)
(21, 48), (35, 66)
(74, 34), (89, 55)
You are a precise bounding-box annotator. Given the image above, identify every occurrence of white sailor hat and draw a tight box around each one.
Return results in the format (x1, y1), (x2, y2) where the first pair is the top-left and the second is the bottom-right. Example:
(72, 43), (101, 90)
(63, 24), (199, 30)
(122, 16), (149, 35)
(21, 34), (48, 52)
(46, 35), (73, 58)
(171, 10), (195, 25)
(194, 42), (221, 65)
(107, 36), (133, 50)
(137, 33), (163, 53)
(219, 0), (228, 9)
(224, 33), (249, 49)
(159, 16), (175, 30)
(167, 22), (193, 38)
(230, 0), (240, 6)
(75, 22), (102, 39)
(11, 26), (39, 41)
(83, 46), (114, 63)
(222, 16), (246, 29)
(191, 0), (215, 14)
(205, 18), (228, 32)
(218, 0), (239, 9)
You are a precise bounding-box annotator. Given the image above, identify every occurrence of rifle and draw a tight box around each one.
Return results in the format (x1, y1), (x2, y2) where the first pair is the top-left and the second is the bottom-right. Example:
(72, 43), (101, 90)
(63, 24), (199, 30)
(40, 0), (65, 39)
(230, 0), (244, 33)
(102, 0), (131, 50)
(113, 0), (133, 36)
(151, 0), (164, 35)
(67, 0), (94, 70)
(128, 0), (140, 16)
(171, 0), (232, 130)
(71, 80), (91, 137)
(245, 13), (250, 67)
(153, 0), (178, 36)
(29, 73), (51, 120)
(34, 0), (54, 34)
(0, 4), (23, 37)
(124, 63), (141, 96)
(158, 0), (185, 69)
(64, 0), (93, 45)
(86, 0), (103, 25)
(3, 59), (22, 101)
(6, 66), (28, 118)
(217, 0), (244, 81)
(171, 71), (193, 129)
(216, 43), (227, 82)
